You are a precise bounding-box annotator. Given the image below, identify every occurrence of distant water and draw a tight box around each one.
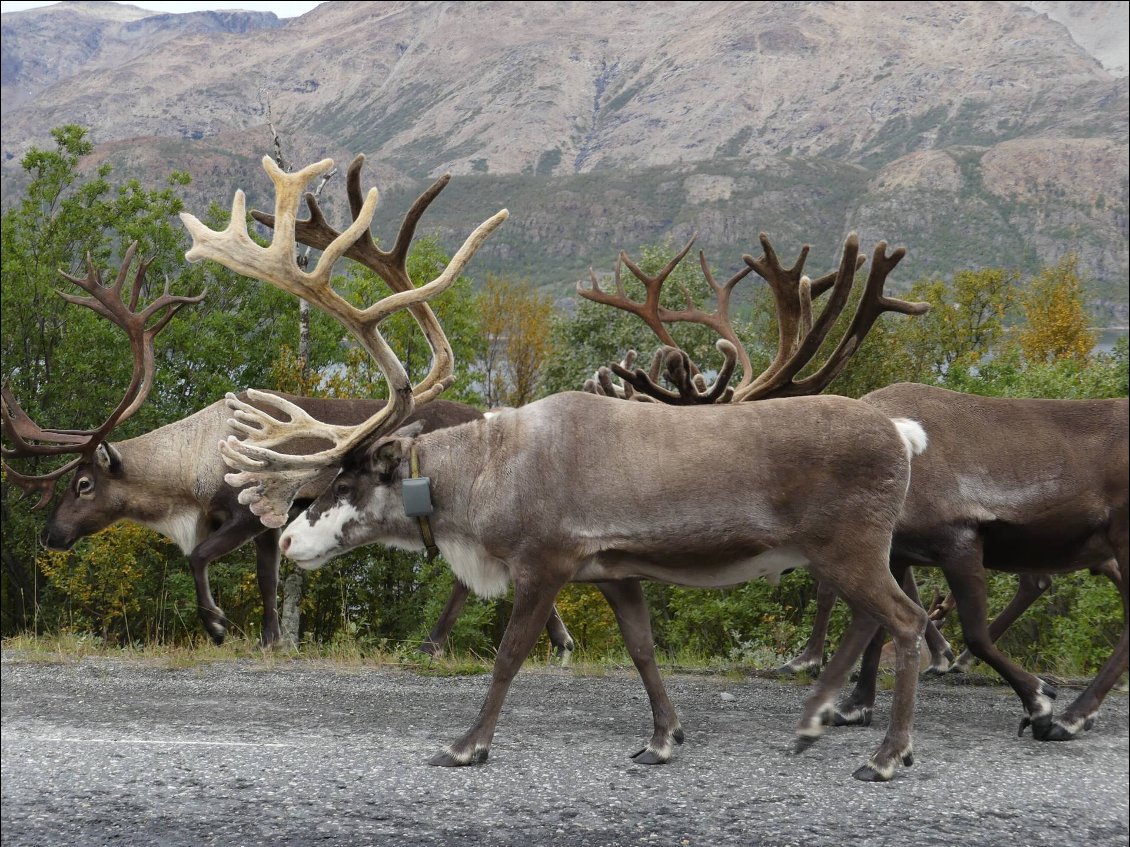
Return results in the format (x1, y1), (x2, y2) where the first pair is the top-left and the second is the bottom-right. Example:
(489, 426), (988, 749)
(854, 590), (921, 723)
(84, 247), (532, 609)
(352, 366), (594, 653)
(1094, 328), (1128, 354)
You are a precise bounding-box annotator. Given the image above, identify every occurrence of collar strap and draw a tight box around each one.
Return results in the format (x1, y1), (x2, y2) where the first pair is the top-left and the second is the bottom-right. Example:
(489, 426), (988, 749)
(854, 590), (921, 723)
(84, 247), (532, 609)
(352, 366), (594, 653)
(410, 446), (439, 561)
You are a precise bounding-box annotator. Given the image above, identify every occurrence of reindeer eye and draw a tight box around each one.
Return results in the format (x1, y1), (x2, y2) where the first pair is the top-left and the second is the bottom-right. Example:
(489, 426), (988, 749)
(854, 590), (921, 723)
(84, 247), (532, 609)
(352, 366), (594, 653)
(333, 479), (352, 498)
(76, 477), (94, 495)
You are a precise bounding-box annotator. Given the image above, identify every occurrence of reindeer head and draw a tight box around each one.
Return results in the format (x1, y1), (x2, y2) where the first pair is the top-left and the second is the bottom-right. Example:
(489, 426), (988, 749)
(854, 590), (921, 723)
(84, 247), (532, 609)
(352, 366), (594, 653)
(276, 422), (427, 569)
(2, 244), (204, 545)
(181, 155), (504, 562)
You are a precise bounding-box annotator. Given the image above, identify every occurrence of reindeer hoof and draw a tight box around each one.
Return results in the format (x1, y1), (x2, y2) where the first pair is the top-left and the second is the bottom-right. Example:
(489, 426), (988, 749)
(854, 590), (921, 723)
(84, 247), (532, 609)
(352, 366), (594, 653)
(417, 640), (442, 658)
(1083, 716), (1096, 731)
(1017, 713), (1054, 739)
(921, 665), (947, 678)
(1043, 721), (1079, 742)
(673, 727), (685, 745)
(852, 763), (894, 782)
(777, 658), (819, 677)
(833, 706), (872, 727)
(1039, 679), (1058, 700)
(630, 747), (669, 765)
(902, 750), (915, 767)
(428, 747), (488, 767)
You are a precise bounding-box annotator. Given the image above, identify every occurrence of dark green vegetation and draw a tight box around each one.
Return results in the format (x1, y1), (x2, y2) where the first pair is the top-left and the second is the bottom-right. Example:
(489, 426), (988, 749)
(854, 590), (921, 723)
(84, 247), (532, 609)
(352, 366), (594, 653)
(2, 127), (1125, 678)
(66, 134), (1129, 324)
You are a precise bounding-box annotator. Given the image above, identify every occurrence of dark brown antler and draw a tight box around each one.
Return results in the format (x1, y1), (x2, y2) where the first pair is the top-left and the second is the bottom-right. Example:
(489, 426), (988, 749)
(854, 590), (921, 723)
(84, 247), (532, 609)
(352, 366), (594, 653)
(734, 235), (928, 401)
(1, 242), (206, 508)
(580, 231), (928, 406)
(608, 341), (738, 405)
(576, 235), (755, 402)
(250, 154), (454, 401)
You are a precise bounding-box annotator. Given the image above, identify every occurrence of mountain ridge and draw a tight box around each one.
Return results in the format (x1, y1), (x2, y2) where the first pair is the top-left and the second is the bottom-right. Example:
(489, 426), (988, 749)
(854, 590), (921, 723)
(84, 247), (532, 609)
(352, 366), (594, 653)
(2, 1), (1126, 316)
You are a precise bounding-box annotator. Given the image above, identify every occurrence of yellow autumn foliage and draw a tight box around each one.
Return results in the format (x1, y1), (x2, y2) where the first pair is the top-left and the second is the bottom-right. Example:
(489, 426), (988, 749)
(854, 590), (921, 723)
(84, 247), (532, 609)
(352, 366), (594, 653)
(552, 584), (620, 655)
(37, 523), (165, 639)
(1017, 255), (1096, 364)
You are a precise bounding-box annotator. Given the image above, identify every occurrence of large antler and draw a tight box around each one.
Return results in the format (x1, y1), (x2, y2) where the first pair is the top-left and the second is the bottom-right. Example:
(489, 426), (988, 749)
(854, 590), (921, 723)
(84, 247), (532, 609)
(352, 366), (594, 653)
(1, 243), (205, 508)
(179, 156), (507, 528)
(250, 154), (455, 401)
(733, 234), (928, 401)
(577, 236), (756, 398)
(580, 232), (927, 404)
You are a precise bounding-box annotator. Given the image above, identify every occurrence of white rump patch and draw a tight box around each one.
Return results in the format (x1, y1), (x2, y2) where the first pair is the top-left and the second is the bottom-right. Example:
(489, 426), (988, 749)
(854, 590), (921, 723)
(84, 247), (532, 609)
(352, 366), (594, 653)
(890, 418), (928, 460)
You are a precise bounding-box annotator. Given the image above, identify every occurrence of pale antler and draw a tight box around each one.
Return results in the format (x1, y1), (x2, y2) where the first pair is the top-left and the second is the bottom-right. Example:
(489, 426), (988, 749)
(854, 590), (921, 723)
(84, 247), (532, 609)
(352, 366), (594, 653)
(250, 154), (454, 401)
(1, 242), (205, 508)
(179, 156), (507, 528)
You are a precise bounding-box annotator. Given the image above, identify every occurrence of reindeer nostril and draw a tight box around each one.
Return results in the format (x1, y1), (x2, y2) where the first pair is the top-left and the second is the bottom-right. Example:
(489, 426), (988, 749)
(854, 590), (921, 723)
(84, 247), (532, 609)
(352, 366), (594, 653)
(280, 535), (291, 553)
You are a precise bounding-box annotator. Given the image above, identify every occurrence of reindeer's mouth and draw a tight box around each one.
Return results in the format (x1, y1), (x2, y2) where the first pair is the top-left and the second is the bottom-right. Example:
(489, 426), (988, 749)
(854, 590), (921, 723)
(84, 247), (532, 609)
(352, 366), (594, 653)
(41, 530), (76, 552)
(286, 551), (334, 572)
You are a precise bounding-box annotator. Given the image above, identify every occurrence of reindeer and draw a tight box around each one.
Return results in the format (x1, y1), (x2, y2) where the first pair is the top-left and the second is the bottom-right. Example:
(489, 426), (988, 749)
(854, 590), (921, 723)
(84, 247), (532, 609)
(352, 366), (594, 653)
(182, 158), (930, 782)
(582, 238), (1129, 742)
(1, 171), (573, 657)
(780, 560), (1122, 676)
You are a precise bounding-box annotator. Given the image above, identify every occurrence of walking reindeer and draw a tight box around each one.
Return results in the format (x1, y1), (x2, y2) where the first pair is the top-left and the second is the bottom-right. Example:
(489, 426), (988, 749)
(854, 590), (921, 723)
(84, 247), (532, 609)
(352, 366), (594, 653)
(1, 171), (572, 656)
(583, 241), (1129, 742)
(183, 158), (930, 781)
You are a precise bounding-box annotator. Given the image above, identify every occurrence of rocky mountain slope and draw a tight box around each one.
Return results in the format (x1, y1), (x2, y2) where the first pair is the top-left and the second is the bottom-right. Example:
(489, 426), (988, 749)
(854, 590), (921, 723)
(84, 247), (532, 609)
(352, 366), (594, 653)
(2, 1), (1127, 314)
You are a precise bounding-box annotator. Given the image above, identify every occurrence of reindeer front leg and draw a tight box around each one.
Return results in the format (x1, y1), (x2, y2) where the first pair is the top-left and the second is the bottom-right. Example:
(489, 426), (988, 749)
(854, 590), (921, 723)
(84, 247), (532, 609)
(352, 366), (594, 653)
(596, 579), (683, 764)
(429, 566), (569, 766)
(187, 514), (263, 644)
(253, 529), (283, 647)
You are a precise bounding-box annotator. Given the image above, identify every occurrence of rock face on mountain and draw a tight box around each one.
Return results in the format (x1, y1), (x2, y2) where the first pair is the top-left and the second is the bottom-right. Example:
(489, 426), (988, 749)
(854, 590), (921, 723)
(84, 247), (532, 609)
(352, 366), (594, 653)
(2, 1), (1126, 312)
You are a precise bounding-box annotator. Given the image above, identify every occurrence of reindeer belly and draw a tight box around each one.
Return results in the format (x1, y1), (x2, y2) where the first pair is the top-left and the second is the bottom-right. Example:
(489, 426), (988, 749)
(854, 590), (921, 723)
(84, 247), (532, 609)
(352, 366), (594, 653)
(578, 546), (809, 588)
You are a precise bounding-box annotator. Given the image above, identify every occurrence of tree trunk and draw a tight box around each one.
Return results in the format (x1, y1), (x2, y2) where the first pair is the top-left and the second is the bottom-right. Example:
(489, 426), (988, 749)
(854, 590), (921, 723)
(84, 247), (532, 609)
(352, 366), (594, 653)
(280, 566), (304, 648)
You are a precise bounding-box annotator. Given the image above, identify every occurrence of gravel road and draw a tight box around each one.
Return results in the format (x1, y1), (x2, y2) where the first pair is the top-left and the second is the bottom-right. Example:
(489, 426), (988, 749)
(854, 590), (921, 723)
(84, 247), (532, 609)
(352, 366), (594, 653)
(2, 652), (1127, 847)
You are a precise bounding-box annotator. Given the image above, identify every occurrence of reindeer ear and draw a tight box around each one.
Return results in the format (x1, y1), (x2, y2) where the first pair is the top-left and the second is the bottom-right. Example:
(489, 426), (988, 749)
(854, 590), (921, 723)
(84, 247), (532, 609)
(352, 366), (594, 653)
(95, 443), (123, 476)
(366, 438), (406, 479)
(392, 420), (425, 438)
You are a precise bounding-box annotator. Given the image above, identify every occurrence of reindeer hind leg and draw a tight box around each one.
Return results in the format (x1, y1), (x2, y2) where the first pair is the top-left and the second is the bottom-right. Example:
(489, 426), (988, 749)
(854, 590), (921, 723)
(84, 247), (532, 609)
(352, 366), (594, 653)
(596, 579), (682, 764)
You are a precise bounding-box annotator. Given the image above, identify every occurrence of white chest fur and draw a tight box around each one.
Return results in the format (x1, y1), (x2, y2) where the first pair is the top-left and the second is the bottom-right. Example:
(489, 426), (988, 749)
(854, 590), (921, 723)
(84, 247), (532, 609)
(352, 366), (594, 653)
(437, 537), (511, 599)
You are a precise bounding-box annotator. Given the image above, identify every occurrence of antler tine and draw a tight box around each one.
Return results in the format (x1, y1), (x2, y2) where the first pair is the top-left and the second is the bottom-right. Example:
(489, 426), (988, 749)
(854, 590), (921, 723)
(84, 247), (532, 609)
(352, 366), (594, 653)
(580, 237), (757, 403)
(3, 246), (203, 506)
(185, 156), (506, 527)
(741, 232), (816, 392)
(250, 155), (458, 402)
(57, 246), (207, 434)
(735, 233), (862, 402)
(734, 235), (926, 402)
(784, 241), (927, 397)
(1, 385), (88, 457)
(576, 243), (687, 352)
(1, 458), (84, 510)
(585, 351), (654, 402)
(611, 340), (738, 405)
